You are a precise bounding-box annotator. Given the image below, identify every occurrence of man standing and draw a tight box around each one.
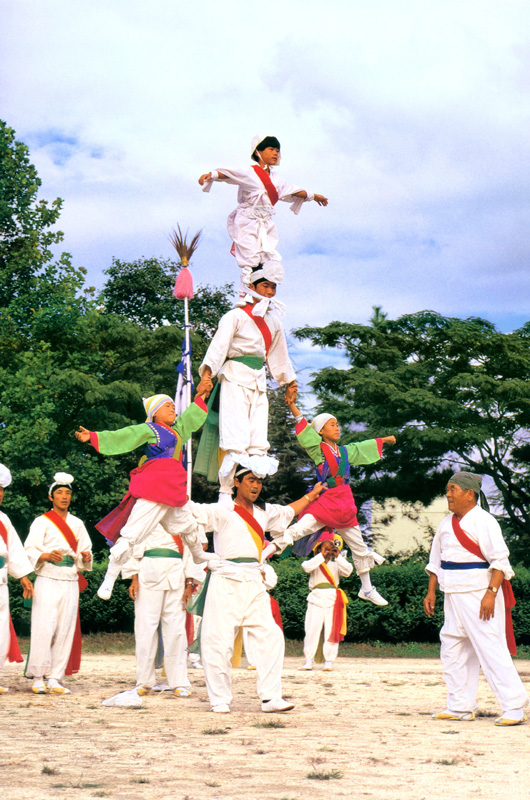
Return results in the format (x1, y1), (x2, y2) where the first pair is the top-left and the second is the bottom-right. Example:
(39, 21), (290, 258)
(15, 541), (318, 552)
(423, 471), (529, 726)
(189, 467), (322, 713)
(24, 473), (92, 694)
(122, 524), (201, 698)
(0, 464), (34, 693)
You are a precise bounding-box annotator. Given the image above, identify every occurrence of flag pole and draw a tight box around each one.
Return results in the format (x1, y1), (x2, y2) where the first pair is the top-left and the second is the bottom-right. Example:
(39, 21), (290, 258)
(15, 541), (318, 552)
(169, 225), (202, 499)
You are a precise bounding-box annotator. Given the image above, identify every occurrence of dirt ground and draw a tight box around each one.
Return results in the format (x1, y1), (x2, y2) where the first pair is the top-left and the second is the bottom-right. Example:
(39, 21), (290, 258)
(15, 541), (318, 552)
(1, 653), (529, 800)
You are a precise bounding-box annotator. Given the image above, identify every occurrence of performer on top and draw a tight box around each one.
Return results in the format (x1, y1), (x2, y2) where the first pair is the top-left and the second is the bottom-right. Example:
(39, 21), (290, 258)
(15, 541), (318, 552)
(196, 263), (296, 504)
(75, 384), (215, 600)
(198, 135), (328, 286)
(282, 393), (396, 607)
(24, 472), (92, 695)
(298, 530), (353, 672)
(0, 464), (34, 694)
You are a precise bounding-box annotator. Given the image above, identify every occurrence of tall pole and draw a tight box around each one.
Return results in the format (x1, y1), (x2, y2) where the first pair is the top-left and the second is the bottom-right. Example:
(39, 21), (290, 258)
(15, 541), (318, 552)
(183, 294), (192, 497)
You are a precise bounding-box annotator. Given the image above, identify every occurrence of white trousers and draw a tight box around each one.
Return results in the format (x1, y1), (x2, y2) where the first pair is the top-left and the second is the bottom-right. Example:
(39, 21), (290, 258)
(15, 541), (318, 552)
(218, 380), (269, 456)
(288, 516), (383, 575)
(201, 572), (284, 707)
(26, 576), (78, 681)
(303, 600), (339, 663)
(135, 582), (190, 690)
(0, 584), (11, 673)
(111, 499), (202, 566)
(440, 591), (529, 714)
(228, 206), (281, 268)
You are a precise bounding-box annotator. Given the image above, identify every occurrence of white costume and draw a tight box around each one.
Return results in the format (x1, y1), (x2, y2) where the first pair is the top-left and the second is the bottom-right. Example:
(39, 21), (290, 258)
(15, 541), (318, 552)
(301, 552), (352, 664)
(426, 505), (529, 716)
(0, 510), (33, 678)
(202, 166), (312, 271)
(121, 525), (197, 692)
(189, 500), (294, 710)
(24, 513), (92, 681)
(199, 304), (296, 491)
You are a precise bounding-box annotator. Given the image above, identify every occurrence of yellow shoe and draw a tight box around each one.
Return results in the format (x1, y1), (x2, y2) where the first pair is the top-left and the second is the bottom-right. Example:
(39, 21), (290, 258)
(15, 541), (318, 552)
(174, 687), (190, 698)
(46, 680), (71, 695)
(247, 664), (256, 671)
(137, 686), (150, 696)
(0, 686), (9, 694)
(432, 709), (475, 721)
(31, 680), (46, 694)
(495, 712), (527, 727)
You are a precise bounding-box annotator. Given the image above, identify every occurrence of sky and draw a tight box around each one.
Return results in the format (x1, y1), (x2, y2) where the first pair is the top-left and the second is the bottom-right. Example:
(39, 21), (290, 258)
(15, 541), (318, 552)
(2, 0), (530, 389)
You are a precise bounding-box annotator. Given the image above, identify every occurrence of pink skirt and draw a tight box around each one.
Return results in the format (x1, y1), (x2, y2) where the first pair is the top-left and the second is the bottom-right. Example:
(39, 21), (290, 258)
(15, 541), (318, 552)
(300, 483), (358, 529)
(128, 458), (187, 506)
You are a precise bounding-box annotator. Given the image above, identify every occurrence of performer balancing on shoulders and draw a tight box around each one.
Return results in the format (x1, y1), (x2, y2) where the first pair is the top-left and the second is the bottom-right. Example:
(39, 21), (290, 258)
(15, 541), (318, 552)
(24, 473), (92, 695)
(199, 135), (328, 286)
(76, 381), (215, 601)
(0, 464), (34, 694)
(282, 392), (396, 607)
(196, 263), (296, 504)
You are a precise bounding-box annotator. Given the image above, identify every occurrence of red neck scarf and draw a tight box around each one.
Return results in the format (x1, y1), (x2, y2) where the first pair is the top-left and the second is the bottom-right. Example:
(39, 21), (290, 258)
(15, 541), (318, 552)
(451, 514), (516, 656)
(0, 519), (23, 663)
(252, 165), (279, 205)
(233, 504), (265, 558)
(241, 303), (272, 355)
(43, 510), (88, 674)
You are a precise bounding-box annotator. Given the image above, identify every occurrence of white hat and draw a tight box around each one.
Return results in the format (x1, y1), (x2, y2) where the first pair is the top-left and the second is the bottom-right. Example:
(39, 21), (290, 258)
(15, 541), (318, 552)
(0, 464), (12, 488)
(247, 261), (284, 286)
(48, 472), (74, 495)
(311, 413), (336, 434)
(250, 134), (266, 157)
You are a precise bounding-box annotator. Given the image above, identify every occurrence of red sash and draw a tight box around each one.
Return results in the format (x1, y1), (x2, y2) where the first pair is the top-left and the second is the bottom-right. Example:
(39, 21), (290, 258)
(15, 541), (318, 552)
(270, 595), (283, 630)
(252, 165), (279, 205)
(241, 303), (272, 356)
(233, 504), (265, 559)
(0, 519), (23, 663)
(451, 515), (516, 656)
(319, 562), (348, 644)
(43, 510), (89, 674)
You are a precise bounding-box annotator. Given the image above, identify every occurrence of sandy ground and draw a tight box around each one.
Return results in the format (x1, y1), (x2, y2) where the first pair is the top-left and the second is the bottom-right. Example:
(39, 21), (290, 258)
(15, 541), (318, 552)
(1, 653), (529, 800)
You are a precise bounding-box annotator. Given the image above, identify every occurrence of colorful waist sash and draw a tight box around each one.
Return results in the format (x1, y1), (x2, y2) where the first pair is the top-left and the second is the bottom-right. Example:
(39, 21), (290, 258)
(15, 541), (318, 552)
(0, 557), (5, 568)
(441, 560), (489, 570)
(313, 582), (335, 589)
(144, 548), (182, 559)
(229, 355), (265, 370)
(55, 556), (75, 567)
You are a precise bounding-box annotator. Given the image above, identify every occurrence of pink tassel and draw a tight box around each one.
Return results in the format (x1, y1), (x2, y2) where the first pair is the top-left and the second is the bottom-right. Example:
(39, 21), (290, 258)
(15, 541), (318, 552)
(173, 267), (194, 300)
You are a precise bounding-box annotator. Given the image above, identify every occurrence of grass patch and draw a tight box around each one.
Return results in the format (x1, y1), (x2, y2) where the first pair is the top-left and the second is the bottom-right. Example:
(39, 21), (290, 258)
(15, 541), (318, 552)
(202, 726), (228, 735)
(205, 780), (220, 787)
(131, 777), (150, 783)
(436, 758), (459, 765)
(307, 769), (343, 780)
(253, 719), (287, 729)
(42, 765), (59, 775)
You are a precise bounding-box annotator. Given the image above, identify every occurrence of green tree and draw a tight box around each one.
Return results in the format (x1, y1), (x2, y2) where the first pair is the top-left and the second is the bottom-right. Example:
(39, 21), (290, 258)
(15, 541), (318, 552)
(295, 310), (530, 558)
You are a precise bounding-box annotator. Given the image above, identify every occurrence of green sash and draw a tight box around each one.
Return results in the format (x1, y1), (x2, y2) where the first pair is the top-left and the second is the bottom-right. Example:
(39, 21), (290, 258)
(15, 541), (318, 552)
(313, 582), (335, 590)
(0, 557), (5, 569)
(230, 355), (265, 370)
(144, 548), (182, 559)
(55, 556), (75, 567)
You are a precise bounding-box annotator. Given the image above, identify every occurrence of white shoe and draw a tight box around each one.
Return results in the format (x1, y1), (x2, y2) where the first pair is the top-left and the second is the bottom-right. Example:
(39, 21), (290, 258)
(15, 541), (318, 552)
(261, 698), (294, 713)
(358, 587), (388, 606)
(31, 679), (46, 694)
(0, 686), (9, 694)
(153, 683), (171, 692)
(97, 576), (116, 601)
(212, 703), (230, 713)
(188, 661), (203, 670)
(47, 679), (71, 695)
(297, 660), (313, 671)
(322, 661), (333, 671)
(102, 688), (143, 707)
(174, 687), (190, 698)
(432, 709), (475, 721)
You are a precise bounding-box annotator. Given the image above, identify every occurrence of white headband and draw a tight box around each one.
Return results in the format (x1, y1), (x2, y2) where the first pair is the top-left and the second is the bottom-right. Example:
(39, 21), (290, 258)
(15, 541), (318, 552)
(0, 464), (12, 489)
(311, 413), (336, 434)
(48, 472), (74, 495)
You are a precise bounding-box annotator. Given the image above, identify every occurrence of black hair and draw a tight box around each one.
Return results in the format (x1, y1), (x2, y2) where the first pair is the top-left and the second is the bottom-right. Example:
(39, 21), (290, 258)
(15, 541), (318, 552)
(251, 136), (281, 163)
(50, 483), (72, 498)
(232, 472), (266, 510)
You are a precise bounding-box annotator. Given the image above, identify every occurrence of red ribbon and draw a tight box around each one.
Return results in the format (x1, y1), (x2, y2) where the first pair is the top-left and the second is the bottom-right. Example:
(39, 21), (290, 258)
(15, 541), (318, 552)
(451, 515), (516, 656)
(241, 304), (272, 355)
(0, 520), (23, 662)
(252, 165), (279, 205)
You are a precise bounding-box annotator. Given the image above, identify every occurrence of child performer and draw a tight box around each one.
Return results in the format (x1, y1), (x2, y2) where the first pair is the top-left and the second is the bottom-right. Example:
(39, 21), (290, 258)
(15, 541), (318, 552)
(285, 394), (396, 606)
(197, 264), (296, 503)
(198, 135), (328, 286)
(75, 384), (215, 600)
(298, 530), (352, 672)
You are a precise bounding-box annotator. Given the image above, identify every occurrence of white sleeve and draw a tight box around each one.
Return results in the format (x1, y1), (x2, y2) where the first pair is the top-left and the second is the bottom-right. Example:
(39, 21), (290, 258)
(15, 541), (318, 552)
(264, 504), (295, 538)
(24, 518), (47, 569)
(199, 311), (239, 378)
(188, 501), (223, 534)
(301, 553), (325, 573)
(266, 317), (297, 386)
(425, 527), (442, 578)
(478, 514), (514, 580)
(6, 520), (33, 579)
(75, 522), (93, 572)
(336, 554), (353, 578)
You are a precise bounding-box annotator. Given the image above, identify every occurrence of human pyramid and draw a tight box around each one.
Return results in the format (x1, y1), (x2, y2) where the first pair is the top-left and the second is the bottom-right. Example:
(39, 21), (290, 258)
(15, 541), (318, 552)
(0, 136), (527, 725)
